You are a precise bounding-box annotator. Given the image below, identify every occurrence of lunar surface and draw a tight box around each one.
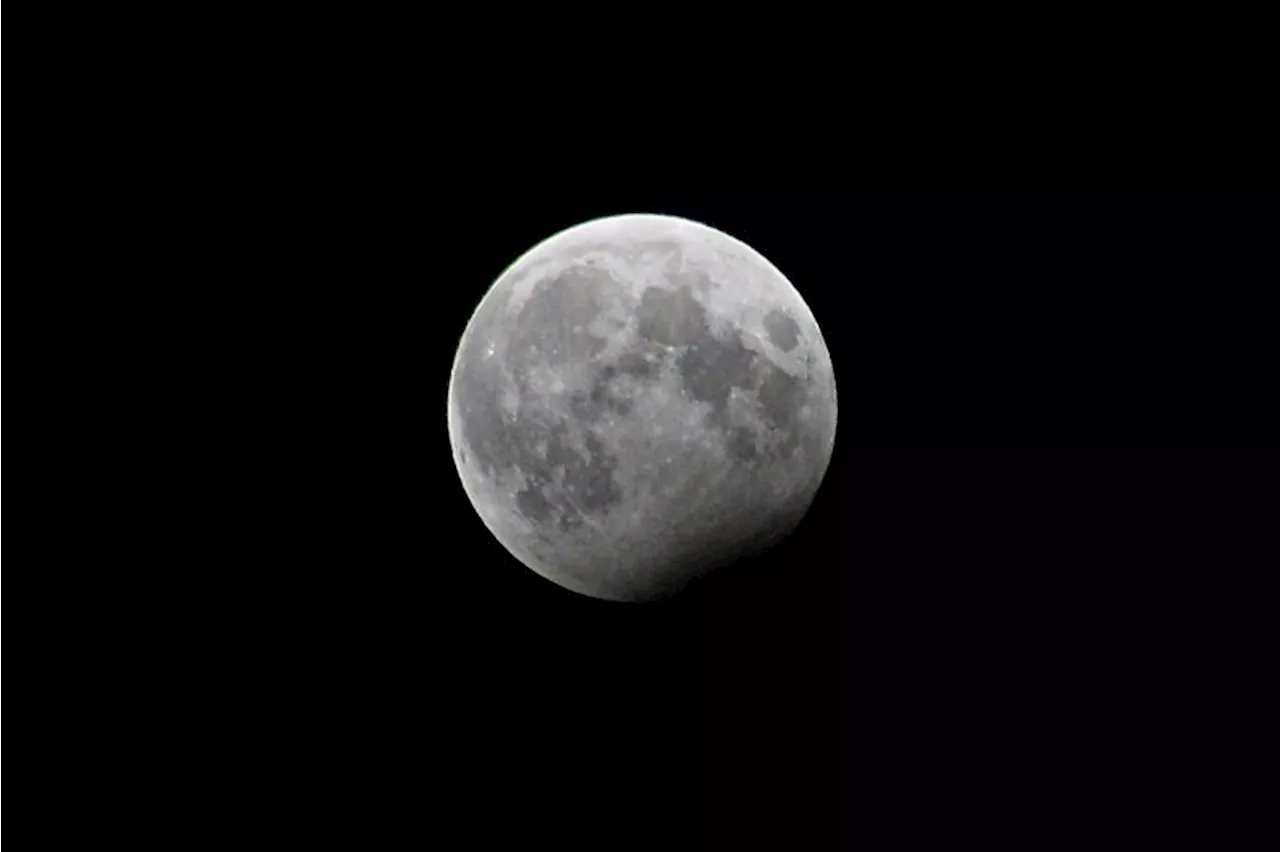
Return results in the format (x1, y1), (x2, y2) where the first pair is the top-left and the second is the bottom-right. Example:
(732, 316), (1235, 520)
(447, 213), (837, 602)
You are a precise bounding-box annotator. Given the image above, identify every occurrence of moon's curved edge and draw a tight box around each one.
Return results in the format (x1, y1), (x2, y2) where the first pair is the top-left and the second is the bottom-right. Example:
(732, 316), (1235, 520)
(447, 212), (838, 464)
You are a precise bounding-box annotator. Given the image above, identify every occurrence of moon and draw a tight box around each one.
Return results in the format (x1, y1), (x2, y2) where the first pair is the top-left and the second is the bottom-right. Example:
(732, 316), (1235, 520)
(448, 213), (837, 602)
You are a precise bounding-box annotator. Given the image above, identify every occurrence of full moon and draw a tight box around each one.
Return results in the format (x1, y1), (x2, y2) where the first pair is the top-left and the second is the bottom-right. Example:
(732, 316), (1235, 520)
(448, 213), (837, 602)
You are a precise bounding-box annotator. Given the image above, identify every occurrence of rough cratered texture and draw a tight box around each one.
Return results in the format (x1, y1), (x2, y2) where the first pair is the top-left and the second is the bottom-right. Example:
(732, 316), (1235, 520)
(448, 214), (837, 602)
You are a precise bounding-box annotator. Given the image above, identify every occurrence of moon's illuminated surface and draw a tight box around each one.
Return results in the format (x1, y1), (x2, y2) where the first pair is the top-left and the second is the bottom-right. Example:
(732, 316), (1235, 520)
(447, 213), (837, 602)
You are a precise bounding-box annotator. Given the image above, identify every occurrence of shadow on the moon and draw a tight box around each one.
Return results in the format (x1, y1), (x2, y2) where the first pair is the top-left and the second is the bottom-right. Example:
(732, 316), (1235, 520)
(679, 544), (796, 602)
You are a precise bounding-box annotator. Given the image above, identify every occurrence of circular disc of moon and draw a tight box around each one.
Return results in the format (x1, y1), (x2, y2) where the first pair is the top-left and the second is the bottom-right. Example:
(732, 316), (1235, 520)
(447, 213), (837, 602)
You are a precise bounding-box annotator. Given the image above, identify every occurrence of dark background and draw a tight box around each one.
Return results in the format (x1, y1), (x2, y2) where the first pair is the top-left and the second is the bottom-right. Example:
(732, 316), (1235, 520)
(218, 193), (1273, 845)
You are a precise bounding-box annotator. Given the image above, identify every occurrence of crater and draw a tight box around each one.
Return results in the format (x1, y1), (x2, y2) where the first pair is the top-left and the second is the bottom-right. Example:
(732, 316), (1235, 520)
(456, 365), (624, 531)
(570, 367), (635, 423)
(564, 431), (621, 512)
(516, 485), (555, 524)
(510, 421), (623, 530)
(615, 349), (661, 380)
(756, 366), (807, 459)
(762, 308), (800, 352)
(676, 328), (757, 418)
(758, 367), (805, 430)
(569, 347), (668, 425)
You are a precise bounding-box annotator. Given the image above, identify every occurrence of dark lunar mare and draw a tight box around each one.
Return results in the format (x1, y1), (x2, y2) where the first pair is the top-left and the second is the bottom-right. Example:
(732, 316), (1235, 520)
(762, 308), (800, 352)
(635, 285), (707, 346)
(634, 285), (813, 465)
(676, 332), (756, 427)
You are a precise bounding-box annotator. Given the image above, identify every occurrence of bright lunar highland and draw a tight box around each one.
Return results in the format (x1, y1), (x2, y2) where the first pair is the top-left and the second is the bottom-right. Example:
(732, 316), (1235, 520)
(448, 214), (837, 601)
